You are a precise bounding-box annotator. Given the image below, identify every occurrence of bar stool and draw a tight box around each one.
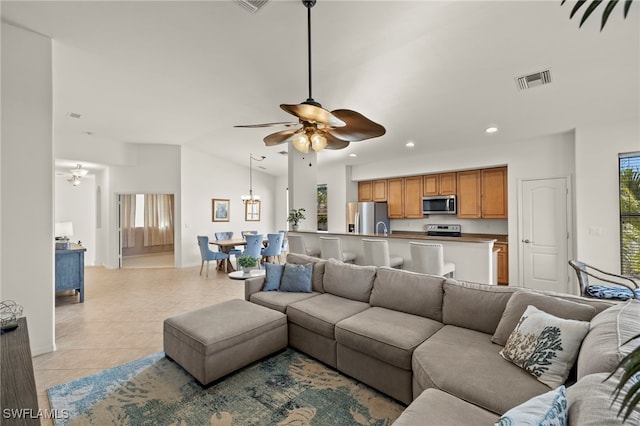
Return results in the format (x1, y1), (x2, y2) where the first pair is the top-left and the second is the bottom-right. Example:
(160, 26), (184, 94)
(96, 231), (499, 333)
(362, 239), (403, 269)
(288, 235), (320, 257)
(320, 237), (356, 263)
(409, 242), (455, 278)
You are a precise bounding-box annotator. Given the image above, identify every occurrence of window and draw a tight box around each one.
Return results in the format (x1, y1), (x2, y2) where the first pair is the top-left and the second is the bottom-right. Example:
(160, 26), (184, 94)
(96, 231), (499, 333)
(317, 184), (327, 231)
(619, 153), (640, 278)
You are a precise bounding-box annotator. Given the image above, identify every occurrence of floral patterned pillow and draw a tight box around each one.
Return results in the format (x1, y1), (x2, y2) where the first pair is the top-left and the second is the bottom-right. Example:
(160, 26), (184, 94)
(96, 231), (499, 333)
(494, 386), (567, 426)
(500, 305), (590, 388)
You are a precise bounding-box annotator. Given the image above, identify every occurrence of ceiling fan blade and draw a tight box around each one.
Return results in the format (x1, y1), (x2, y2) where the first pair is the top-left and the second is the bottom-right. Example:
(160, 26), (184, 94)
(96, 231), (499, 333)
(234, 122), (299, 128)
(281, 104), (346, 127)
(263, 129), (300, 146)
(324, 133), (350, 150)
(328, 109), (386, 141)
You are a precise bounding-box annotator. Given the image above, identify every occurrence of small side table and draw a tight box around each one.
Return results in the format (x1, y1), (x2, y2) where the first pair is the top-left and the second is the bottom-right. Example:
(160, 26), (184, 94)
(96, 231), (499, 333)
(228, 269), (266, 280)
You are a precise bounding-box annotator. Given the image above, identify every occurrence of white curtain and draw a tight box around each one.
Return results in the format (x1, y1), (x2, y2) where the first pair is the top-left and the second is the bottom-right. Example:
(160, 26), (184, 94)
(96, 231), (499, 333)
(143, 194), (174, 246)
(121, 194), (137, 248)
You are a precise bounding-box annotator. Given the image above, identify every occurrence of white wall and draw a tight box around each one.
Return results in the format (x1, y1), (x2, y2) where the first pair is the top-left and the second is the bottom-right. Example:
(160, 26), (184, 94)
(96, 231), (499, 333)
(106, 144), (181, 268)
(288, 149), (318, 231)
(575, 119), (640, 273)
(1, 22), (55, 355)
(351, 131), (576, 286)
(55, 175), (96, 265)
(317, 162), (352, 233)
(180, 146), (277, 268)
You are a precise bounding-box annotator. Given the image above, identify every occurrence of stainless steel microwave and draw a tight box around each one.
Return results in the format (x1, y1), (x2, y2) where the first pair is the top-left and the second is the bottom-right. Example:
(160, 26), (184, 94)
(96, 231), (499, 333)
(422, 195), (457, 215)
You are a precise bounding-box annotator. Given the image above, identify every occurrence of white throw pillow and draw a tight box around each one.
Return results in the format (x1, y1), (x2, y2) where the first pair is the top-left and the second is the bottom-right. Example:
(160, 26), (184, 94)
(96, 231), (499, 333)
(494, 386), (567, 426)
(500, 305), (590, 388)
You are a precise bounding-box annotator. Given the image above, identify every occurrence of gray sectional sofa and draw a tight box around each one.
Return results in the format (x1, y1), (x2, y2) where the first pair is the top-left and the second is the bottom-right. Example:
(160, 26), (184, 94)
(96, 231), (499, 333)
(244, 253), (640, 425)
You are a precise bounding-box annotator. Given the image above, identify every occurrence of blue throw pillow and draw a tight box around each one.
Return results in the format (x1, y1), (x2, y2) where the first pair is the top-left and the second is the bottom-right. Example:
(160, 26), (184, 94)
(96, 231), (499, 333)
(494, 386), (567, 426)
(263, 263), (284, 291)
(279, 263), (313, 293)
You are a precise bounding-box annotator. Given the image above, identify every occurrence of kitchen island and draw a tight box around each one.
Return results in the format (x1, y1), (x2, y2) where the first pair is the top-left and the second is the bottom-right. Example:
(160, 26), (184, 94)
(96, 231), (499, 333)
(289, 231), (500, 285)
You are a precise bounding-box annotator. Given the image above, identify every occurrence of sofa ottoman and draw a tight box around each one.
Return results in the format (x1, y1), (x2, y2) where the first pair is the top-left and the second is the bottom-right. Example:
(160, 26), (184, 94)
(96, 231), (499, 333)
(163, 298), (287, 385)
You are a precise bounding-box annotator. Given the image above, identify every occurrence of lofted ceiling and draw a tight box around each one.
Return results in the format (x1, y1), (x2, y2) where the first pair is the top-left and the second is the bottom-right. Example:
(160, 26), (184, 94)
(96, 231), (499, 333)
(2, 0), (639, 177)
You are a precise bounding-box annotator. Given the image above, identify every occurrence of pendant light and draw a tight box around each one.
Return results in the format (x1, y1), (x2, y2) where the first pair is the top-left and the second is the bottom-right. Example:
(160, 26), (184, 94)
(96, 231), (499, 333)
(241, 154), (266, 203)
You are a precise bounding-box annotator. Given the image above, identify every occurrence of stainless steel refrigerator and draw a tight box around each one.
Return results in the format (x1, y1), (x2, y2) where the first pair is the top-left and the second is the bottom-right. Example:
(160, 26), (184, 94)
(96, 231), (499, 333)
(346, 202), (390, 235)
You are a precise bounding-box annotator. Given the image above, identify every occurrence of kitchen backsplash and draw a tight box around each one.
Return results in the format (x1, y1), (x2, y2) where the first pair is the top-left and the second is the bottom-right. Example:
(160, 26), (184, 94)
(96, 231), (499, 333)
(390, 217), (508, 235)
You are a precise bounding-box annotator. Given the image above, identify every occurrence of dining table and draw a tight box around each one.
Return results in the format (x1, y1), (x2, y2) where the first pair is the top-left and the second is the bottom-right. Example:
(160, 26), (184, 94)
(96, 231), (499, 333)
(209, 237), (269, 272)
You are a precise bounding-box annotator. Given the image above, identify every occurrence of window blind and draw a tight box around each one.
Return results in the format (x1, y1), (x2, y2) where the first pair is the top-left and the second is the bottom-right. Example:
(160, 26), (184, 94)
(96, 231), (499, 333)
(619, 154), (640, 278)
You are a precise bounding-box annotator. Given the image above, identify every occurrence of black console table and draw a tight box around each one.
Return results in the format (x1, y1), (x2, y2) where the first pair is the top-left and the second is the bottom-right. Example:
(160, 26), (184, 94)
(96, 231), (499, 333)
(55, 244), (86, 302)
(0, 317), (39, 425)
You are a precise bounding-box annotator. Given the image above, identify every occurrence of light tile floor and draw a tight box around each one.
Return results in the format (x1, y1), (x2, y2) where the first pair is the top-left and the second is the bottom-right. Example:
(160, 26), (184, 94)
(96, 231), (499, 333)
(34, 265), (244, 425)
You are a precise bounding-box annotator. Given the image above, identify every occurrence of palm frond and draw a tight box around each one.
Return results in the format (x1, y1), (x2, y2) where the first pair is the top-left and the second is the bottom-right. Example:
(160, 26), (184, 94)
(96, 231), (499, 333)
(607, 333), (640, 420)
(562, 0), (635, 30)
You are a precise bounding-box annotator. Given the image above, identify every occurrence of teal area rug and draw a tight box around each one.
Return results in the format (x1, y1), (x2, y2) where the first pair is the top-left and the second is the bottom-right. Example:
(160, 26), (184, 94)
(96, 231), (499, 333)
(47, 348), (404, 425)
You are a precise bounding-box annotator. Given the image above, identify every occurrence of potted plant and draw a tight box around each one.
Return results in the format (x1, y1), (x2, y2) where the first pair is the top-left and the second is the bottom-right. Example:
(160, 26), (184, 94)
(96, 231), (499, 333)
(237, 255), (258, 274)
(610, 333), (640, 421)
(287, 208), (306, 231)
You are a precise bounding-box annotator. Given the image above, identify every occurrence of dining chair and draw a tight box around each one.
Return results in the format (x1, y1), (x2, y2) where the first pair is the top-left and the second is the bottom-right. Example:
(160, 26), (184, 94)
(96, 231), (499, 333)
(362, 239), (403, 269)
(214, 232), (242, 255)
(409, 242), (455, 278)
(197, 235), (229, 276)
(287, 235), (320, 257)
(238, 233), (264, 269)
(568, 260), (639, 300)
(261, 232), (284, 264)
(320, 237), (356, 263)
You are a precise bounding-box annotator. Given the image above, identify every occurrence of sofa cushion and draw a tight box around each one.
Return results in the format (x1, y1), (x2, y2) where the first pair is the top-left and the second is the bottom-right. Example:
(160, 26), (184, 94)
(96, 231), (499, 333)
(286, 293), (370, 339)
(566, 372), (640, 425)
(442, 278), (518, 335)
(393, 388), (499, 426)
(286, 253), (326, 293)
(495, 385), (567, 426)
(323, 259), (377, 302)
(370, 267), (444, 321)
(577, 300), (640, 379)
(492, 291), (596, 346)
(412, 325), (550, 414)
(335, 307), (442, 370)
(279, 263), (313, 293)
(500, 305), (590, 389)
(249, 291), (320, 313)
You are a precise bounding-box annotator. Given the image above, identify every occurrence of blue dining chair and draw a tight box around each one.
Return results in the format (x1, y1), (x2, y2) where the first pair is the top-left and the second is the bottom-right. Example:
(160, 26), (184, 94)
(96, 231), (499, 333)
(238, 233), (263, 268)
(197, 235), (229, 276)
(214, 232), (242, 256)
(261, 232), (284, 264)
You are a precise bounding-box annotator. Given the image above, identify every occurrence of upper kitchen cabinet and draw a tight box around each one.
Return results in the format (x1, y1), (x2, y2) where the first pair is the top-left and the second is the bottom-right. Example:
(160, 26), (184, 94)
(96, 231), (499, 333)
(404, 176), (423, 218)
(457, 167), (508, 219)
(387, 178), (404, 218)
(481, 167), (508, 218)
(358, 181), (373, 202)
(457, 170), (482, 218)
(372, 180), (387, 202)
(423, 172), (457, 196)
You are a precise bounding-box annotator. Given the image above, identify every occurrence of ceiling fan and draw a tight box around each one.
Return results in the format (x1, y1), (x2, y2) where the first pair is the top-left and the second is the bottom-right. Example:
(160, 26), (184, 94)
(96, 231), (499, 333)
(234, 0), (386, 154)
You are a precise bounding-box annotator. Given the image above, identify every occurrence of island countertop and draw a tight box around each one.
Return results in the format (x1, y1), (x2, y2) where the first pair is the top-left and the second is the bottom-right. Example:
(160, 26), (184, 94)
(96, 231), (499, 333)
(290, 230), (501, 284)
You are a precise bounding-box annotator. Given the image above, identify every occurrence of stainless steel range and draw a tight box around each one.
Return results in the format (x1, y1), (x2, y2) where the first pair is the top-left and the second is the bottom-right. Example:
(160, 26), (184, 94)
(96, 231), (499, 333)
(426, 224), (462, 237)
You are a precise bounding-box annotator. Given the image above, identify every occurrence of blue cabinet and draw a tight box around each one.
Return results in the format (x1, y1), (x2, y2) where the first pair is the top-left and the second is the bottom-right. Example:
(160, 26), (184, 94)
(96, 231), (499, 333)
(55, 245), (86, 302)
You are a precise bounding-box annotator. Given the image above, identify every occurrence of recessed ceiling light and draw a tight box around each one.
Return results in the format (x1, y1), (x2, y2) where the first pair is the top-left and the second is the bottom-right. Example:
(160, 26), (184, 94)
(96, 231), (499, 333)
(485, 127), (498, 134)
(349, 153), (357, 157)
(405, 141), (415, 148)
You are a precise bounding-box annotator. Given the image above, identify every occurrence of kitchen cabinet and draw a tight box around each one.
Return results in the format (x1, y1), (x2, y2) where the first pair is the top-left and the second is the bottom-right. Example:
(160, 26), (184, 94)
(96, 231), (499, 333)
(404, 176), (423, 218)
(372, 179), (387, 202)
(481, 167), (508, 218)
(457, 170), (482, 218)
(387, 178), (404, 218)
(423, 172), (457, 196)
(358, 181), (373, 201)
(457, 167), (508, 219)
(495, 242), (509, 285)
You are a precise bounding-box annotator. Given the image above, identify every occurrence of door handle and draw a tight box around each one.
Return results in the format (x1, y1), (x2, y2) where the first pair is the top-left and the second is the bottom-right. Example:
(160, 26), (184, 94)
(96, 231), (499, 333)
(522, 239), (531, 243)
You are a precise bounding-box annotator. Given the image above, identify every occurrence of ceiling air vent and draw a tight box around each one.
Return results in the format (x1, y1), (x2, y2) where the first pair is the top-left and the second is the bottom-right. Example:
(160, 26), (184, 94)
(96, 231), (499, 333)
(515, 69), (551, 91)
(234, 0), (270, 13)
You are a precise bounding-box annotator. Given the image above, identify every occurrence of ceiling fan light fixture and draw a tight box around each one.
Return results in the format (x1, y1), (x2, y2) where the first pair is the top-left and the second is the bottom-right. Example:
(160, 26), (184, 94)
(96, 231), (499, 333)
(292, 134), (310, 153)
(310, 133), (327, 152)
(70, 163), (88, 177)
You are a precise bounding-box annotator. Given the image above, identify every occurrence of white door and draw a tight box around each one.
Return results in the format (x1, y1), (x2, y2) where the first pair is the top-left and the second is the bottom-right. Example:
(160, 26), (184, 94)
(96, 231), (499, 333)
(519, 178), (570, 293)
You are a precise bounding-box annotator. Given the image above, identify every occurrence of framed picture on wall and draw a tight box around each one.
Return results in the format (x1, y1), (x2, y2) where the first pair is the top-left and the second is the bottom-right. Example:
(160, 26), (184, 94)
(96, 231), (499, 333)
(212, 199), (230, 222)
(245, 200), (261, 221)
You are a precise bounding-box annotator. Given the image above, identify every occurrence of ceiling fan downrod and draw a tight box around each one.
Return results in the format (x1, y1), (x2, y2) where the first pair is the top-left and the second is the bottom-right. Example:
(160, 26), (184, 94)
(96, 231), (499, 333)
(302, 0), (320, 108)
